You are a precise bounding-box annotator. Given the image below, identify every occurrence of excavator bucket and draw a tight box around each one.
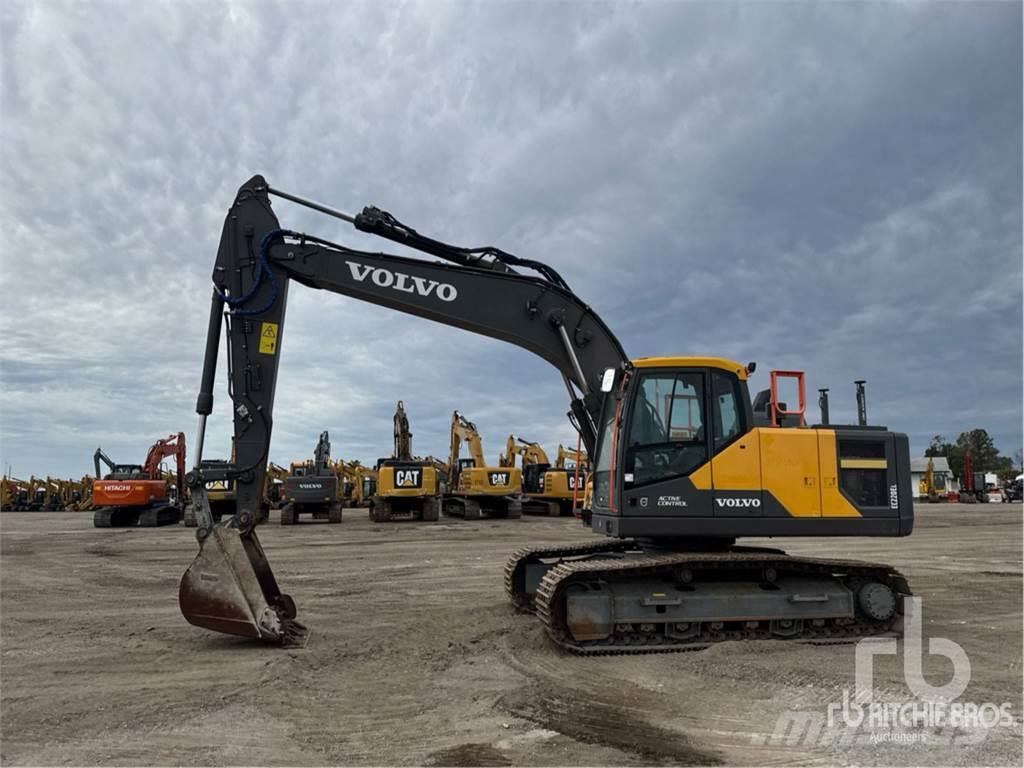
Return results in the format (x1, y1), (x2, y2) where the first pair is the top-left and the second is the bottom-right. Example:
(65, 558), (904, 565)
(179, 525), (310, 647)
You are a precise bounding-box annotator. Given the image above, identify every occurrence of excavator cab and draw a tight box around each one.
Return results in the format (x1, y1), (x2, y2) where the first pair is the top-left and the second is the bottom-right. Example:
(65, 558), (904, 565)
(588, 358), (913, 540)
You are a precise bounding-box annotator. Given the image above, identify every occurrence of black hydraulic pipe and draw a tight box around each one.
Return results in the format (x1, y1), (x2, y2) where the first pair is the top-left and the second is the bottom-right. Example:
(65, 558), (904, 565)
(818, 388), (830, 425)
(855, 380), (867, 426)
(195, 290), (225, 416)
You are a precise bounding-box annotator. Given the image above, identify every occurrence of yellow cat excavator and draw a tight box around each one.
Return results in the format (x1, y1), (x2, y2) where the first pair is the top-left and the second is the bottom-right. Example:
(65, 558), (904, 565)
(345, 462), (377, 508)
(1, 476), (27, 511)
(445, 411), (522, 520)
(503, 436), (585, 517)
(371, 400), (442, 522)
(178, 177), (913, 652)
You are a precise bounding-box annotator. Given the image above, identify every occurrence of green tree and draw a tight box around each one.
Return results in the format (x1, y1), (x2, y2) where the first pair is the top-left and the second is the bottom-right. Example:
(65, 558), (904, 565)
(924, 429), (1013, 483)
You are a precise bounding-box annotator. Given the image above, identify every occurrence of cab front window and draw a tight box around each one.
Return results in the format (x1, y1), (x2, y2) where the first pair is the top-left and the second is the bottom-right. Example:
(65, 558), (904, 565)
(625, 372), (707, 487)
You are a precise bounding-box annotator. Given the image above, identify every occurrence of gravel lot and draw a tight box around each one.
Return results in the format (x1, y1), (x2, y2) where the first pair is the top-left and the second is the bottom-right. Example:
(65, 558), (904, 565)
(1, 503), (1020, 766)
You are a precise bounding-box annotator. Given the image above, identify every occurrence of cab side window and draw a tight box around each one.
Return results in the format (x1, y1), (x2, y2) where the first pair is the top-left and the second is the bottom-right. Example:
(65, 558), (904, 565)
(625, 372), (707, 487)
(712, 371), (743, 451)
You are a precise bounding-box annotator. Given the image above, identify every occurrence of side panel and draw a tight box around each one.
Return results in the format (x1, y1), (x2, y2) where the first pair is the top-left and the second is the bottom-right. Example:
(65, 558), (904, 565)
(622, 476), (713, 517)
(93, 480), (168, 507)
(818, 431), (863, 517)
(832, 428), (902, 520)
(283, 475), (338, 503)
(379, 464), (439, 497)
(707, 432), (763, 516)
(459, 467), (522, 495)
(758, 429), (821, 517)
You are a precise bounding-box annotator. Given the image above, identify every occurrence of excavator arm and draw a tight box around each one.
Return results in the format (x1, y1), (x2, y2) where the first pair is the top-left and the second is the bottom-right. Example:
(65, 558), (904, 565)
(448, 411), (489, 482)
(180, 175), (628, 647)
(93, 448), (116, 479)
(394, 401), (412, 461)
(499, 435), (517, 468)
(142, 433), (187, 494)
(516, 439), (550, 467)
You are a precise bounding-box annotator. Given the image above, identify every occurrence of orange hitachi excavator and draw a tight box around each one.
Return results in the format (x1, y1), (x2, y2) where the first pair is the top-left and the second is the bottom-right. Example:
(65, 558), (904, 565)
(93, 433), (186, 527)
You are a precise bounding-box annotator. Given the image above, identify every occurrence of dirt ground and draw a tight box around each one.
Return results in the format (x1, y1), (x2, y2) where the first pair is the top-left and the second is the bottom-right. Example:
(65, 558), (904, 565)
(1, 504), (1021, 767)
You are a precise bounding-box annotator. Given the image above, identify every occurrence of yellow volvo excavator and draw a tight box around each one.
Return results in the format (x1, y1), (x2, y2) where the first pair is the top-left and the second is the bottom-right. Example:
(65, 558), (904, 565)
(280, 432), (344, 525)
(504, 436), (586, 517)
(445, 411), (522, 520)
(371, 401), (442, 522)
(178, 177), (913, 652)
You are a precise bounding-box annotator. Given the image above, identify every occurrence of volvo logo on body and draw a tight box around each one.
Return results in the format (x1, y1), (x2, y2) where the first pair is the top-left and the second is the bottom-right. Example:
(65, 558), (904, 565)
(298, 482), (324, 490)
(346, 262), (458, 302)
(715, 497), (761, 508)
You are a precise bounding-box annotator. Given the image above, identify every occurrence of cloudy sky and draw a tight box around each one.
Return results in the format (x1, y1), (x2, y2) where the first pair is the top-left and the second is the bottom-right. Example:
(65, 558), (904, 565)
(1, 0), (1020, 480)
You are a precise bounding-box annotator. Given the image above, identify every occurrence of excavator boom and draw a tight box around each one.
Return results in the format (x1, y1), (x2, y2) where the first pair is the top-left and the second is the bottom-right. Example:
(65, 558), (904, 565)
(181, 176), (624, 644)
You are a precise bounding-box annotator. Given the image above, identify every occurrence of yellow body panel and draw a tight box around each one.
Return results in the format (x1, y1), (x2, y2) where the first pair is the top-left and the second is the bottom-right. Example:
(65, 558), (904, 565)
(706, 432), (762, 491)
(818, 431), (863, 517)
(631, 356), (748, 380)
(457, 467), (522, 496)
(377, 465), (439, 497)
(758, 428), (821, 517)
(689, 462), (712, 490)
(527, 470), (586, 502)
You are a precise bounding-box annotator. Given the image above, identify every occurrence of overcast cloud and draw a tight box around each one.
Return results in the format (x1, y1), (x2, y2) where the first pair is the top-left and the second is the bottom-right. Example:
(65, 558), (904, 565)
(0, 0), (1020, 479)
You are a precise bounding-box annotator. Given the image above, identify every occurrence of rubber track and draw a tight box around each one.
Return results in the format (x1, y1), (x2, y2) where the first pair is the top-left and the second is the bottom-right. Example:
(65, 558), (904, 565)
(504, 540), (634, 611)
(534, 551), (909, 655)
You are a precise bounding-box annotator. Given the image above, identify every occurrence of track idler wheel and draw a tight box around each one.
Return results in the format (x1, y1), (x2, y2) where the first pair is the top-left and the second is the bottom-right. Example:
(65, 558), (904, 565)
(178, 514), (310, 647)
(856, 581), (897, 622)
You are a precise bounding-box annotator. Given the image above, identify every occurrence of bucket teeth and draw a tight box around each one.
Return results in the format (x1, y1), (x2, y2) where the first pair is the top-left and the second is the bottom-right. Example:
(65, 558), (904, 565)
(179, 525), (310, 647)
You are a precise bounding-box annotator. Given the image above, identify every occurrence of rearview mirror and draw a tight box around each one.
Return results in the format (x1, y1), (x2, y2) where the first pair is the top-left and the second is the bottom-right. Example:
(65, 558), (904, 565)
(600, 368), (616, 393)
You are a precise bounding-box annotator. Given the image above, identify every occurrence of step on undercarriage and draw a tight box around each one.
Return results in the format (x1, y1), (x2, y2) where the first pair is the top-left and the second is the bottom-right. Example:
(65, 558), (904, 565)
(370, 496), (441, 522)
(94, 503), (182, 528)
(444, 495), (522, 520)
(505, 541), (910, 654)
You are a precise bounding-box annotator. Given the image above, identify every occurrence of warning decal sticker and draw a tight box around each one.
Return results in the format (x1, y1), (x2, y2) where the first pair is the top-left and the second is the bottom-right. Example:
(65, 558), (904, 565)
(259, 322), (278, 355)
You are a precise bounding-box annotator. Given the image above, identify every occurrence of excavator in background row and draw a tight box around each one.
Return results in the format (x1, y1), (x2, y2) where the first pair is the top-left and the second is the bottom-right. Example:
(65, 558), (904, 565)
(2, 475), (94, 511)
(445, 411), (522, 520)
(178, 177), (913, 652)
(503, 436), (586, 517)
(918, 457), (945, 503)
(280, 431), (344, 525)
(371, 400), (442, 522)
(25, 477), (48, 510)
(1, 476), (28, 510)
(265, 462), (289, 508)
(184, 458), (282, 526)
(63, 477), (94, 510)
(93, 433), (186, 527)
(343, 462), (377, 508)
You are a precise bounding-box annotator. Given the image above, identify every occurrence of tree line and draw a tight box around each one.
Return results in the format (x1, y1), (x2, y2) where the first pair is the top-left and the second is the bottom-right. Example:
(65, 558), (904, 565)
(925, 429), (1021, 483)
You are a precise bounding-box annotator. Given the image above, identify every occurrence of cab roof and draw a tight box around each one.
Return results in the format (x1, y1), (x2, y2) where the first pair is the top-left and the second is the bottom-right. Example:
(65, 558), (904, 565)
(629, 356), (749, 380)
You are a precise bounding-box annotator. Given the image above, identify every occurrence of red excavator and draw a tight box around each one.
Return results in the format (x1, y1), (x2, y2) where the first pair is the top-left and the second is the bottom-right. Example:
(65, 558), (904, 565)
(93, 433), (186, 527)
